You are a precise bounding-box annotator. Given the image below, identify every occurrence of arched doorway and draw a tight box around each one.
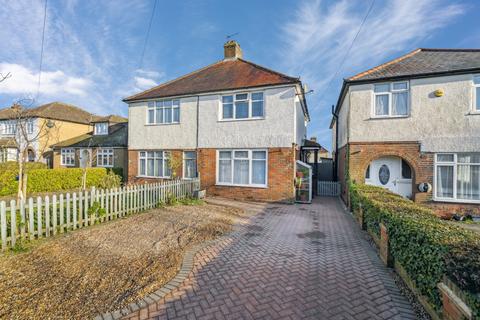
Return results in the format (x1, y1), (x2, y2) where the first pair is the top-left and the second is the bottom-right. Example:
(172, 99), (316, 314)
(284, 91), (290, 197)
(27, 149), (35, 162)
(365, 156), (413, 198)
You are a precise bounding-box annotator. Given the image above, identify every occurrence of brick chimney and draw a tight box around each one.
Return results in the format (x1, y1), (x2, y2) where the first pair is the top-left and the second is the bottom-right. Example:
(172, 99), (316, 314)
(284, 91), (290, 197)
(310, 136), (317, 142)
(224, 40), (243, 60)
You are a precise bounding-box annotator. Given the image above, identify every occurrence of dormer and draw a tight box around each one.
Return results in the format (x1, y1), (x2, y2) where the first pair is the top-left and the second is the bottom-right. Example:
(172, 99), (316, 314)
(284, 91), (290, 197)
(91, 115), (127, 136)
(94, 122), (108, 135)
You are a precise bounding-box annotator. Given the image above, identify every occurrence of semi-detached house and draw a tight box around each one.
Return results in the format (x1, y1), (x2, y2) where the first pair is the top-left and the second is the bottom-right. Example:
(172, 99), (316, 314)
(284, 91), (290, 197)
(124, 41), (309, 201)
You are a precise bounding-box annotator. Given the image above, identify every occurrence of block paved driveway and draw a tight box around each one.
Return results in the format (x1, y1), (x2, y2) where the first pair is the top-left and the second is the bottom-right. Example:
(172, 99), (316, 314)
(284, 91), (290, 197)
(129, 197), (416, 320)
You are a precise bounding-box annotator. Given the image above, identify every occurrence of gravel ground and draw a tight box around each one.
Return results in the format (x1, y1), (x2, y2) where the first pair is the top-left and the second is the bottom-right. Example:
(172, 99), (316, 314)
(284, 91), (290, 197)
(0, 202), (248, 319)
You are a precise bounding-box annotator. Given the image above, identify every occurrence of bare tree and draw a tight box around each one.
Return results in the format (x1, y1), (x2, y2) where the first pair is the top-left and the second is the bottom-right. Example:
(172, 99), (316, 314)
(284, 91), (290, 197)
(0, 72), (11, 83)
(7, 101), (55, 202)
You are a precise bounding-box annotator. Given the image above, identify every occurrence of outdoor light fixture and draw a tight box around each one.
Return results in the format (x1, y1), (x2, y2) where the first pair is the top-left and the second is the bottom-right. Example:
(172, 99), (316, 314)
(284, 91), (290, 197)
(434, 89), (444, 97)
(46, 119), (55, 128)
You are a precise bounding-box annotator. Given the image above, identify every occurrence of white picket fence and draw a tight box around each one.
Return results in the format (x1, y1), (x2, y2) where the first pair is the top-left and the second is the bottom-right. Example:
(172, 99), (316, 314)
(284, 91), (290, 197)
(317, 181), (341, 197)
(0, 178), (200, 251)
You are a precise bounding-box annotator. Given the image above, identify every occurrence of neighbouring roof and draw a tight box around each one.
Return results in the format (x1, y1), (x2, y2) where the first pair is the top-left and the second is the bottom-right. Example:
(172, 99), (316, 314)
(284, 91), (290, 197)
(0, 102), (95, 125)
(52, 122), (128, 148)
(123, 58), (300, 102)
(302, 139), (329, 153)
(331, 48), (480, 128)
(349, 48), (480, 81)
(91, 115), (128, 123)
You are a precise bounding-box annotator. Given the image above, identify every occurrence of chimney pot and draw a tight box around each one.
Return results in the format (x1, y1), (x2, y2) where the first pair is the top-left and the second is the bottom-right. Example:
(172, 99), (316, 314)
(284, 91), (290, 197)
(310, 136), (317, 142)
(224, 40), (243, 60)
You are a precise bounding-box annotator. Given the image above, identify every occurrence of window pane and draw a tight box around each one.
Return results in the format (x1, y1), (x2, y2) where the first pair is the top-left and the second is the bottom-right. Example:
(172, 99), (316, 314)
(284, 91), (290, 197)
(365, 165), (370, 179)
(375, 94), (389, 115)
(401, 160), (412, 179)
(393, 92), (408, 115)
(252, 101), (264, 117)
(234, 151), (248, 158)
(164, 159), (171, 177)
(147, 159), (154, 176)
(219, 151), (231, 159)
(476, 87), (480, 110)
(165, 106), (172, 123)
(235, 101), (248, 118)
(219, 160), (231, 183)
(437, 154), (454, 162)
(173, 100), (180, 107)
(155, 159), (161, 176)
(140, 151), (146, 157)
(184, 151), (196, 159)
(173, 107), (180, 122)
(234, 159), (249, 184)
(156, 107), (163, 123)
(235, 93), (248, 100)
(222, 103), (233, 119)
(222, 95), (233, 103)
(148, 109), (155, 124)
(458, 153), (480, 164)
(252, 92), (263, 100)
(252, 160), (266, 184)
(474, 76), (480, 84)
(374, 84), (389, 93)
(252, 151), (266, 159)
(392, 82), (407, 90)
(140, 159), (146, 175)
(436, 166), (454, 198)
(184, 159), (197, 178)
(457, 165), (480, 200)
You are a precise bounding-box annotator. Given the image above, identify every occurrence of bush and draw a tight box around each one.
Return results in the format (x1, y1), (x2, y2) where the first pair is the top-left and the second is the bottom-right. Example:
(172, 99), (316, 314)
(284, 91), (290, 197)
(350, 183), (480, 316)
(0, 167), (123, 196)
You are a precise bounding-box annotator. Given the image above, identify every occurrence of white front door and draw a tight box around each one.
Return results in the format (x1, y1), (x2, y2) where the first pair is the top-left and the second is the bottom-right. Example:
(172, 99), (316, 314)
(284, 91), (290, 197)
(365, 156), (412, 198)
(79, 149), (91, 168)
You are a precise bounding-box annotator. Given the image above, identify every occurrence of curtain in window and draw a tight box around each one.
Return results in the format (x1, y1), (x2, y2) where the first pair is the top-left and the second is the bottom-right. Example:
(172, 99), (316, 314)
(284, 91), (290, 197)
(476, 87), (480, 110)
(375, 95), (389, 115)
(252, 151), (266, 184)
(234, 159), (249, 184)
(393, 92), (408, 115)
(219, 152), (231, 183)
(436, 166), (453, 198)
(457, 165), (480, 200)
(235, 101), (248, 118)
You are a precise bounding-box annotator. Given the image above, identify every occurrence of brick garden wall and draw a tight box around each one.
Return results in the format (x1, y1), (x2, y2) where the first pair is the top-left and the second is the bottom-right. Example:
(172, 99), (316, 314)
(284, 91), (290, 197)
(198, 147), (295, 202)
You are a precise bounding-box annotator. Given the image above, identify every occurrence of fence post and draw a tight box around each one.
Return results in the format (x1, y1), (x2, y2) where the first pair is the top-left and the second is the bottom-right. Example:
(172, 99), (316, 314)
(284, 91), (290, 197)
(59, 194), (64, 234)
(36, 196), (43, 238)
(84, 190), (89, 227)
(10, 200), (16, 247)
(1, 201), (6, 251)
(52, 195), (57, 235)
(45, 196), (50, 238)
(29, 197), (35, 238)
(72, 193), (77, 230)
(20, 199), (26, 240)
(66, 193), (71, 231)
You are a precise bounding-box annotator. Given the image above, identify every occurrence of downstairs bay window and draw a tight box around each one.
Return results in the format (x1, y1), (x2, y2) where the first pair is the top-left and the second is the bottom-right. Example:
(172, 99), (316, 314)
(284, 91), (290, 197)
(217, 150), (267, 187)
(138, 151), (171, 178)
(435, 153), (480, 202)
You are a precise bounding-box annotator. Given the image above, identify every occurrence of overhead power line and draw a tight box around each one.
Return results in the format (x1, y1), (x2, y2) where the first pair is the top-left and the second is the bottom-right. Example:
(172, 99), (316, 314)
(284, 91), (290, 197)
(138, 0), (158, 70)
(36, 0), (48, 103)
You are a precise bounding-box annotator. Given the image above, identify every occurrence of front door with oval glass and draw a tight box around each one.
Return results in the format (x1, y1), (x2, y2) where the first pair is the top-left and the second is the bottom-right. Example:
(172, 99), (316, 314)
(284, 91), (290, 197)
(365, 156), (412, 198)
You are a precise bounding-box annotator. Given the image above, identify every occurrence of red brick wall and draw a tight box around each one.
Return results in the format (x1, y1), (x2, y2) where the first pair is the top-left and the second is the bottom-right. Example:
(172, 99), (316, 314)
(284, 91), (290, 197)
(198, 147), (295, 202)
(337, 145), (348, 203)
(343, 141), (480, 217)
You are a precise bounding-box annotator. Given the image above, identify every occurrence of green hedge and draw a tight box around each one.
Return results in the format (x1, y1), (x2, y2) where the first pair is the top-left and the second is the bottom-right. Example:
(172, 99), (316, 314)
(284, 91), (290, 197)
(0, 165), (122, 196)
(350, 183), (480, 316)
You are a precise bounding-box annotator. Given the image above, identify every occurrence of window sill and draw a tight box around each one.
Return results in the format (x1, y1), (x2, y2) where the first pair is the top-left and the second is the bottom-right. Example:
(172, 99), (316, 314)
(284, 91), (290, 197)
(433, 197), (480, 205)
(466, 111), (480, 116)
(218, 117), (265, 123)
(145, 122), (180, 126)
(368, 115), (409, 120)
(137, 175), (172, 179)
(215, 183), (268, 189)
(61, 164), (75, 167)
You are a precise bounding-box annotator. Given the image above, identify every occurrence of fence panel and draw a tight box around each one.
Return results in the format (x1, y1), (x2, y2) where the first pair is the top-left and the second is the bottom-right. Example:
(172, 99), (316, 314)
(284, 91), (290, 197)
(317, 181), (341, 197)
(0, 178), (200, 250)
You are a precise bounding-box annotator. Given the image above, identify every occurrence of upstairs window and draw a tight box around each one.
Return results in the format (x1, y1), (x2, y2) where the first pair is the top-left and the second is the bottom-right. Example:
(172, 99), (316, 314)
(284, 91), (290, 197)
(26, 119), (34, 134)
(474, 75), (480, 111)
(1, 121), (16, 135)
(94, 122), (108, 135)
(147, 99), (180, 124)
(373, 82), (409, 117)
(221, 92), (264, 120)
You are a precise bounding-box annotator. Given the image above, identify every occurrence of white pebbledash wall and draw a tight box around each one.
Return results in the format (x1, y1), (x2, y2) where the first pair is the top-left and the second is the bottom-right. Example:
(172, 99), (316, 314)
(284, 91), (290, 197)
(128, 85), (307, 150)
(341, 73), (480, 152)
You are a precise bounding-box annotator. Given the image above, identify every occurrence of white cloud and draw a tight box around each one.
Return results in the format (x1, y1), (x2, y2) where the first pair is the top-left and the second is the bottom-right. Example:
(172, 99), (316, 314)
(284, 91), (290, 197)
(0, 63), (90, 97)
(281, 0), (465, 149)
(134, 76), (157, 90)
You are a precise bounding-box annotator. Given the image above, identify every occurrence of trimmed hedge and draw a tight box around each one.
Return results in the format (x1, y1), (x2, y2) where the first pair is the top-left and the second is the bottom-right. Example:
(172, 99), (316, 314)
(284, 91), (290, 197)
(350, 183), (480, 316)
(0, 164), (122, 196)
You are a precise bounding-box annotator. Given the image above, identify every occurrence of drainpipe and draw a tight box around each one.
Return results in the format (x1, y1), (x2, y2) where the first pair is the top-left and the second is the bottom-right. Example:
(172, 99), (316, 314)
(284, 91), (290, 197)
(195, 96), (200, 182)
(332, 104), (339, 181)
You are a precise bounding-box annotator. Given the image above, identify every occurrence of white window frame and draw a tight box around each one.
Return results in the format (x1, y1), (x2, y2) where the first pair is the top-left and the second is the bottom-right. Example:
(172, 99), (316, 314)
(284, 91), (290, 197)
(97, 148), (114, 167)
(94, 122), (108, 135)
(182, 151), (197, 179)
(220, 91), (265, 121)
(215, 149), (268, 188)
(61, 148), (75, 166)
(372, 81), (409, 118)
(146, 99), (180, 125)
(473, 75), (480, 113)
(1, 120), (17, 135)
(138, 150), (171, 178)
(434, 153), (480, 204)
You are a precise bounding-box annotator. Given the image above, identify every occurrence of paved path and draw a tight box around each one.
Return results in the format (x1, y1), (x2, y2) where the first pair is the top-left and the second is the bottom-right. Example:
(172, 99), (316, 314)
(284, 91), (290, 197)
(123, 197), (416, 320)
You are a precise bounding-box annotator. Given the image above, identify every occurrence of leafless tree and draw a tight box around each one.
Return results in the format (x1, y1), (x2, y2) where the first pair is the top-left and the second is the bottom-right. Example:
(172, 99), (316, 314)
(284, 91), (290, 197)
(0, 72), (11, 83)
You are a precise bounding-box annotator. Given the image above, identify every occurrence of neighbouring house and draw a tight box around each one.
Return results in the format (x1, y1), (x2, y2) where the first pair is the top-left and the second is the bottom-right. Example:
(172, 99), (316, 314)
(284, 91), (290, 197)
(300, 138), (332, 188)
(331, 48), (480, 217)
(0, 102), (96, 166)
(51, 115), (128, 177)
(123, 41), (310, 201)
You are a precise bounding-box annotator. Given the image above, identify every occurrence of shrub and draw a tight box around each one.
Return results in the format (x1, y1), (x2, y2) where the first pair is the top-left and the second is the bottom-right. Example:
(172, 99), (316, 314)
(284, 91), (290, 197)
(0, 167), (123, 196)
(350, 183), (480, 316)
(99, 170), (122, 189)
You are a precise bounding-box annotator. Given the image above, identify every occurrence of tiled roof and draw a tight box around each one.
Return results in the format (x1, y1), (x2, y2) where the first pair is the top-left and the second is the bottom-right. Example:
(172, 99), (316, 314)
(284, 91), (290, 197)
(52, 122), (128, 148)
(91, 115), (127, 123)
(0, 137), (15, 148)
(124, 58), (300, 102)
(0, 102), (95, 125)
(349, 49), (480, 81)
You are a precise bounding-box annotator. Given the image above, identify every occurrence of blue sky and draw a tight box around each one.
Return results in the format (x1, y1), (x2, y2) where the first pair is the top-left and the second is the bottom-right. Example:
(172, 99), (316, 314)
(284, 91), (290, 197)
(0, 0), (479, 151)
